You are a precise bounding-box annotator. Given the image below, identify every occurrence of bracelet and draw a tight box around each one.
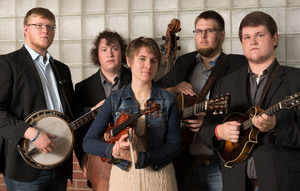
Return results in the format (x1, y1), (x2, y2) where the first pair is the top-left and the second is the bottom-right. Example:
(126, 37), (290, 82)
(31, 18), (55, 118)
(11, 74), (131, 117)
(215, 125), (222, 140)
(31, 130), (40, 142)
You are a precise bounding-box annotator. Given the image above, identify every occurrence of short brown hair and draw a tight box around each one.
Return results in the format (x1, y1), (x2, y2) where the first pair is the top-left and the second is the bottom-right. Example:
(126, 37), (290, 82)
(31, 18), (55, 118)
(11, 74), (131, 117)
(195, 10), (224, 30)
(90, 29), (127, 66)
(239, 11), (278, 48)
(126, 37), (162, 68)
(24, 7), (55, 26)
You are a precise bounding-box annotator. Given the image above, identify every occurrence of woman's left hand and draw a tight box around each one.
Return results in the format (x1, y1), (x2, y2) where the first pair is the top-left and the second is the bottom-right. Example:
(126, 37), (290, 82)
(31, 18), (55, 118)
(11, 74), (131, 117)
(112, 128), (138, 162)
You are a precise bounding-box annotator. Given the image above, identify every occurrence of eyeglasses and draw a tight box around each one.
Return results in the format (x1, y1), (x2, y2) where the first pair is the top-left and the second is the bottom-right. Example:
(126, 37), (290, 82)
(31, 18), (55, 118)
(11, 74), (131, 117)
(193, 28), (223, 35)
(27, 24), (56, 31)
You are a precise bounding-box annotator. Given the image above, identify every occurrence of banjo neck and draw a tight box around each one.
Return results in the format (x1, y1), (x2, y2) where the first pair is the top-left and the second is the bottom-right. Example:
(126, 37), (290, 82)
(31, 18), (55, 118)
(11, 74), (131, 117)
(69, 107), (101, 131)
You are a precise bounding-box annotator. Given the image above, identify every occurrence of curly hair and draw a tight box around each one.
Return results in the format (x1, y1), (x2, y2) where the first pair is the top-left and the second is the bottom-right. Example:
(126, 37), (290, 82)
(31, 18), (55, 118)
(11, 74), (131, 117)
(90, 29), (127, 66)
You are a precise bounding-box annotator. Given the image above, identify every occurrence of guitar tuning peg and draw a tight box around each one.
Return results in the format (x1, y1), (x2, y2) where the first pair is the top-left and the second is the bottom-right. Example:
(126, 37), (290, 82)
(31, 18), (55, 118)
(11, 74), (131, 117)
(160, 45), (165, 51)
(162, 36), (166, 40)
(177, 46), (181, 50)
(176, 36), (180, 40)
(213, 110), (218, 115)
(219, 110), (223, 114)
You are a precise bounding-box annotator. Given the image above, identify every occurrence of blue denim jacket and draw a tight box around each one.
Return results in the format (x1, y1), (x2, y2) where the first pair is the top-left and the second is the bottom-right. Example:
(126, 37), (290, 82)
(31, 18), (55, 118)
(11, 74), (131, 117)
(83, 82), (181, 171)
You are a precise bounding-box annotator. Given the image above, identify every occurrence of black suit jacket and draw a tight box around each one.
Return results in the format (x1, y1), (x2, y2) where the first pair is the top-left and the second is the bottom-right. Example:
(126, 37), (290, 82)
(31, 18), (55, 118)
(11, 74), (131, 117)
(0, 46), (76, 181)
(74, 66), (131, 163)
(200, 60), (300, 191)
(156, 51), (248, 93)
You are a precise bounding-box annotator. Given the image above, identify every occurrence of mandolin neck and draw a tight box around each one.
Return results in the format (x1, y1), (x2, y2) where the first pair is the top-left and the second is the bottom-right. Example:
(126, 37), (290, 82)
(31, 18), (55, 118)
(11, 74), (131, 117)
(242, 103), (281, 131)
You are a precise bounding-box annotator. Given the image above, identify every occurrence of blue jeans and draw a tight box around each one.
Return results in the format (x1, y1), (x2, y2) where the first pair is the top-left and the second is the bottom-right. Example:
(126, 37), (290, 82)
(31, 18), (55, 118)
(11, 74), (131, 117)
(3, 169), (68, 191)
(179, 154), (222, 191)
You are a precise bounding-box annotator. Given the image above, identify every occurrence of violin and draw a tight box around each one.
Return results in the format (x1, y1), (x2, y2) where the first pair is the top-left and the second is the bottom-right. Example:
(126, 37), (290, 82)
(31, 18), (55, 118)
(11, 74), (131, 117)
(101, 101), (161, 162)
(161, 18), (181, 74)
(86, 101), (160, 191)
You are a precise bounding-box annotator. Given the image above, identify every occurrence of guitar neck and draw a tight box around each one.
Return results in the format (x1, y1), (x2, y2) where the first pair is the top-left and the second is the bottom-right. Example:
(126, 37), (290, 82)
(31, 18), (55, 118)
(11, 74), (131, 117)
(111, 110), (145, 137)
(180, 101), (207, 119)
(69, 107), (100, 131)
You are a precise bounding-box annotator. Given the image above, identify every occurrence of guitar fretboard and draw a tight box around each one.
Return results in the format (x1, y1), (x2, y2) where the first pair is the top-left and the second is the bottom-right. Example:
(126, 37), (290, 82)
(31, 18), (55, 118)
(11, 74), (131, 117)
(180, 101), (207, 119)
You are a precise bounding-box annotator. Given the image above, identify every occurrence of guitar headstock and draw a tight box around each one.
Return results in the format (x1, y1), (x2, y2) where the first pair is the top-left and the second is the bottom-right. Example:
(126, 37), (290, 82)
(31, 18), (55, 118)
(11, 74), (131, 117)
(207, 94), (230, 115)
(280, 92), (300, 109)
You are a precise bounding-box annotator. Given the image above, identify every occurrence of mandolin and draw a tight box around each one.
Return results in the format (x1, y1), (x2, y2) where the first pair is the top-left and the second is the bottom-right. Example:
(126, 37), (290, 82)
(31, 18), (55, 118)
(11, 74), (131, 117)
(218, 91), (300, 168)
(161, 18), (181, 74)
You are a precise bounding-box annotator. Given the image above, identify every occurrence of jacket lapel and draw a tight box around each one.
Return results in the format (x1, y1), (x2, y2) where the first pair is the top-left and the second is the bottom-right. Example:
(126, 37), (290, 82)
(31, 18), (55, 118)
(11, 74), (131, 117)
(21, 46), (46, 105)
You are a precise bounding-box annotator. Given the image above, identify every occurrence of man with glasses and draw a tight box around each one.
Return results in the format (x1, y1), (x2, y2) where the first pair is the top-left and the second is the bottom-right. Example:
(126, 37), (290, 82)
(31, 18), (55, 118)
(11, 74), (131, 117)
(0, 7), (77, 190)
(157, 10), (247, 191)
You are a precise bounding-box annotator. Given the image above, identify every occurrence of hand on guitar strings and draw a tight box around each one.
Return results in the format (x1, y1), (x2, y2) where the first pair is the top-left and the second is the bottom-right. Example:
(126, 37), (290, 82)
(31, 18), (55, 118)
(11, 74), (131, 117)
(252, 113), (276, 132)
(167, 81), (196, 96)
(112, 128), (138, 162)
(183, 113), (207, 132)
(216, 121), (241, 143)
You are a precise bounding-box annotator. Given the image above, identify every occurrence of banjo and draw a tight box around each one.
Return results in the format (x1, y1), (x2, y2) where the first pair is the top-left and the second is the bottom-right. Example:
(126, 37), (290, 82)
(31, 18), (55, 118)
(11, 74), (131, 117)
(18, 107), (100, 169)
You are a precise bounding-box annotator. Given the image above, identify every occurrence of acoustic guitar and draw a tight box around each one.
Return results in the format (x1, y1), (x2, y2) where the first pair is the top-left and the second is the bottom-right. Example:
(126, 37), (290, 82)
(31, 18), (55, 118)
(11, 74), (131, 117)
(218, 91), (300, 168)
(177, 93), (230, 143)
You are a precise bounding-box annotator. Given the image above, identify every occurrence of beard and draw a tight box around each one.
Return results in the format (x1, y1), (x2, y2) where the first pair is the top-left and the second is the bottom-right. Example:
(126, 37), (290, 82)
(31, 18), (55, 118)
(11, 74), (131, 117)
(197, 47), (215, 57)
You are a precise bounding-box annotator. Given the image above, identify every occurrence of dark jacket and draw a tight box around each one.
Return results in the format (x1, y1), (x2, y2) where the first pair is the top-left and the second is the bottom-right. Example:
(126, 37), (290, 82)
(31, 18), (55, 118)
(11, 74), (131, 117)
(200, 60), (300, 191)
(74, 66), (131, 164)
(0, 46), (76, 181)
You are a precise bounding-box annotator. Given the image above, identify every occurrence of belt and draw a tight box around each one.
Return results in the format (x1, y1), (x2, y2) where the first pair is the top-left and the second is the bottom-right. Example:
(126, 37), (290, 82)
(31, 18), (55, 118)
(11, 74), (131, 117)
(195, 155), (216, 166)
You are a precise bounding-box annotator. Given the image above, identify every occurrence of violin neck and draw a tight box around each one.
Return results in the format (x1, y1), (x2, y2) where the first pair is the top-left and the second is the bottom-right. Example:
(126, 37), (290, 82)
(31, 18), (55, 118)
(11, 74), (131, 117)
(110, 110), (145, 137)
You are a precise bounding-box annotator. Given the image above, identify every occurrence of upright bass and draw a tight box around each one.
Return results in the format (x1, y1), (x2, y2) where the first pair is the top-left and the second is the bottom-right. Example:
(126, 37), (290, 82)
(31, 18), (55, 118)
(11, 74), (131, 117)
(161, 18), (181, 74)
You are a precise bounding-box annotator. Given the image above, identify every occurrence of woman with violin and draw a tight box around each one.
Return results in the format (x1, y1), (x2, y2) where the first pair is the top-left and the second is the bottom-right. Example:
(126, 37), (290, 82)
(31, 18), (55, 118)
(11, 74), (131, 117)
(83, 37), (181, 191)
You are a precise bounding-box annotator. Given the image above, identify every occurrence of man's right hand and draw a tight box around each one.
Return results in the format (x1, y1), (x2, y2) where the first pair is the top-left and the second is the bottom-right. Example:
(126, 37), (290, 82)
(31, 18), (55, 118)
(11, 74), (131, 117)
(167, 81), (196, 96)
(24, 127), (56, 153)
(216, 121), (241, 142)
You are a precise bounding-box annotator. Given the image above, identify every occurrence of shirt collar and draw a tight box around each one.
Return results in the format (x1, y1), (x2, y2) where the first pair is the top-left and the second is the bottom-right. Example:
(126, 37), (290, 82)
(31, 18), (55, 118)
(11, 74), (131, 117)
(195, 52), (221, 69)
(248, 59), (276, 76)
(99, 66), (122, 85)
(24, 43), (51, 63)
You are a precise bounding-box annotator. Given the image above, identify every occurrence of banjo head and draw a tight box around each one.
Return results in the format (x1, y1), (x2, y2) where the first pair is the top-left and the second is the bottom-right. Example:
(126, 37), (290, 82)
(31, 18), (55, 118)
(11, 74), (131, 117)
(20, 110), (74, 169)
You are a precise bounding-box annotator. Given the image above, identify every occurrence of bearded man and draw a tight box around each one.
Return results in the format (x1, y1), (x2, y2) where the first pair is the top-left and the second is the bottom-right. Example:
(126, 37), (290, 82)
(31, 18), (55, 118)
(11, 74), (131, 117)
(156, 10), (247, 191)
